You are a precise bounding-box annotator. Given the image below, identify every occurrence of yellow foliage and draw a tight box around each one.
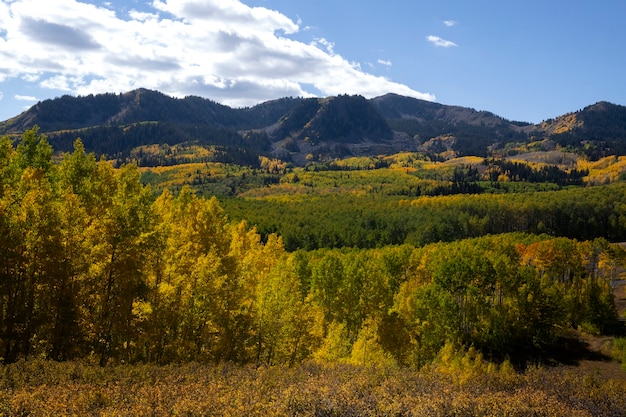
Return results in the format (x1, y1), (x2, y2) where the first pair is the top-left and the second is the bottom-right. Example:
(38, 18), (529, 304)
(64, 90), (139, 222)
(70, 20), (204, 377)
(312, 321), (351, 363)
(132, 300), (153, 322)
(579, 155), (626, 184)
(348, 318), (396, 368)
(442, 155), (484, 166)
(157, 282), (175, 298)
(541, 113), (583, 134)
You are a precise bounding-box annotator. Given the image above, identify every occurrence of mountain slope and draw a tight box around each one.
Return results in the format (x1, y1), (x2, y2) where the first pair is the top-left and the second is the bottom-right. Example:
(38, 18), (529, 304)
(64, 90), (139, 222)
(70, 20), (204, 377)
(264, 95), (396, 165)
(9, 88), (258, 131)
(2, 89), (626, 165)
(1, 90), (399, 164)
(0, 89), (291, 164)
(371, 93), (533, 157)
(540, 101), (626, 158)
(268, 95), (392, 144)
(371, 93), (527, 127)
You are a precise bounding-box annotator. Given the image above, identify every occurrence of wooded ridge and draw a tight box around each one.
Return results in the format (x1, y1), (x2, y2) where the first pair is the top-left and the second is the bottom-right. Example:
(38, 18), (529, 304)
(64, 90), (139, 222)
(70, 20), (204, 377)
(2, 89), (626, 165)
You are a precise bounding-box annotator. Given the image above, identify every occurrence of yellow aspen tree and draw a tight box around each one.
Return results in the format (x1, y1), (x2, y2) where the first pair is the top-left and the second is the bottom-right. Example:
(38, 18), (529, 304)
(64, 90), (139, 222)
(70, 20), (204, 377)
(83, 163), (154, 366)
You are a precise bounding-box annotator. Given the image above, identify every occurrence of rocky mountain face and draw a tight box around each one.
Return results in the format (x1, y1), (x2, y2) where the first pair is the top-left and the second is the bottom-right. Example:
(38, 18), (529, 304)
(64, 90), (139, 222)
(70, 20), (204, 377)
(2, 89), (626, 166)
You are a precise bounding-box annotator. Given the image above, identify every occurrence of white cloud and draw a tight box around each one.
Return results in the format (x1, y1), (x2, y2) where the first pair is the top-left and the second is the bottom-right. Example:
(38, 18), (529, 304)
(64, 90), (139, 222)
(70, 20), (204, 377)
(21, 74), (41, 82)
(15, 94), (37, 101)
(443, 20), (457, 27)
(296, 15), (314, 31)
(0, 0), (434, 107)
(377, 59), (392, 67)
(312, 37), (336, 55)
(427, 35), (458, 48)
(128, 10), (159, 22)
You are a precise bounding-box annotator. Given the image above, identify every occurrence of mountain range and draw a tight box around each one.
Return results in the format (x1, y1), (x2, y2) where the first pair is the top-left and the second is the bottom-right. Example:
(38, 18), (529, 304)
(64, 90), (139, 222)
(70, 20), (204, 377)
(2, 88), (626, 166)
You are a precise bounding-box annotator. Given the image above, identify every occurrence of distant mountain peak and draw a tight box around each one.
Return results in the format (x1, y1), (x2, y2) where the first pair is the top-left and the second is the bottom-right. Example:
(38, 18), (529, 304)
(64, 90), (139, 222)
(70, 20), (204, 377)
(584, 101), (619, 113)
(537, 100), (626, 158)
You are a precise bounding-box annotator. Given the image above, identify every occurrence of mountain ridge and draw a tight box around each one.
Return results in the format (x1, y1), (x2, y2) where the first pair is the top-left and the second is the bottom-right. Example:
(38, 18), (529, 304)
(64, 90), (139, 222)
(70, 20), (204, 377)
(2, 89), (626, 165)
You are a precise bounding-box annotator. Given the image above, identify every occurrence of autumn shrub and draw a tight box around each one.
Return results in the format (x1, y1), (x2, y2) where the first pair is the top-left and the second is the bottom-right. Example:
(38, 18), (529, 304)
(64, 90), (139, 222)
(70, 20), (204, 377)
(1, 359), (625, 416)
(612, 337), (626, 369)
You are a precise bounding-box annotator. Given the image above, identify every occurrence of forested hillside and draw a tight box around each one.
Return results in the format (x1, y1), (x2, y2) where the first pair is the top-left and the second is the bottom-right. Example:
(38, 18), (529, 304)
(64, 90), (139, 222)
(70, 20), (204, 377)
(4, 89), (626, 166)
(1, 127), (625, 370)
(542, 101), (626, 158)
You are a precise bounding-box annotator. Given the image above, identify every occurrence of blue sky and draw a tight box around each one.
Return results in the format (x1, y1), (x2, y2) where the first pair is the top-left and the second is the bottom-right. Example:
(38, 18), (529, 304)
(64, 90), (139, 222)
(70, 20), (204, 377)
(1, 0), (625, 124)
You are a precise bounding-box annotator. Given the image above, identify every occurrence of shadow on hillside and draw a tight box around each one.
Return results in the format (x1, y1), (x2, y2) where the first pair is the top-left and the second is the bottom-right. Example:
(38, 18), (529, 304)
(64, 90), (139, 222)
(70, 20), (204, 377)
(540, 334), (613, 366)
(501, 331), (617, 371)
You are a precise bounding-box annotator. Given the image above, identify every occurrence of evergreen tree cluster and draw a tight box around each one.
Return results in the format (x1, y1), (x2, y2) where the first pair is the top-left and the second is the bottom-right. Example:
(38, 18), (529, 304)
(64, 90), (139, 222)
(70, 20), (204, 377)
(483, 158), (588, 185)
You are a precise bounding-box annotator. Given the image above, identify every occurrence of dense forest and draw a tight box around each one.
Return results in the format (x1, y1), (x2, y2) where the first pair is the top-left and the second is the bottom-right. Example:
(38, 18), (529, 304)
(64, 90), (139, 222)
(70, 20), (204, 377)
(1, 127), (624, 371)
(222, 184), (626, 251)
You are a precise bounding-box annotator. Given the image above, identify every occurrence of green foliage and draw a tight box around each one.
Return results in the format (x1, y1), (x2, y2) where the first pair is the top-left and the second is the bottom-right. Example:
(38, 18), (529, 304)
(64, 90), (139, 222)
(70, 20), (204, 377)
(141, 162), (281, 197)
(16, 125), (53, 172)
(483, 158), (588, 185)
(391, 235), (624, 364)
(612, 337), (626, 370)
(222, 183), (626, 251)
